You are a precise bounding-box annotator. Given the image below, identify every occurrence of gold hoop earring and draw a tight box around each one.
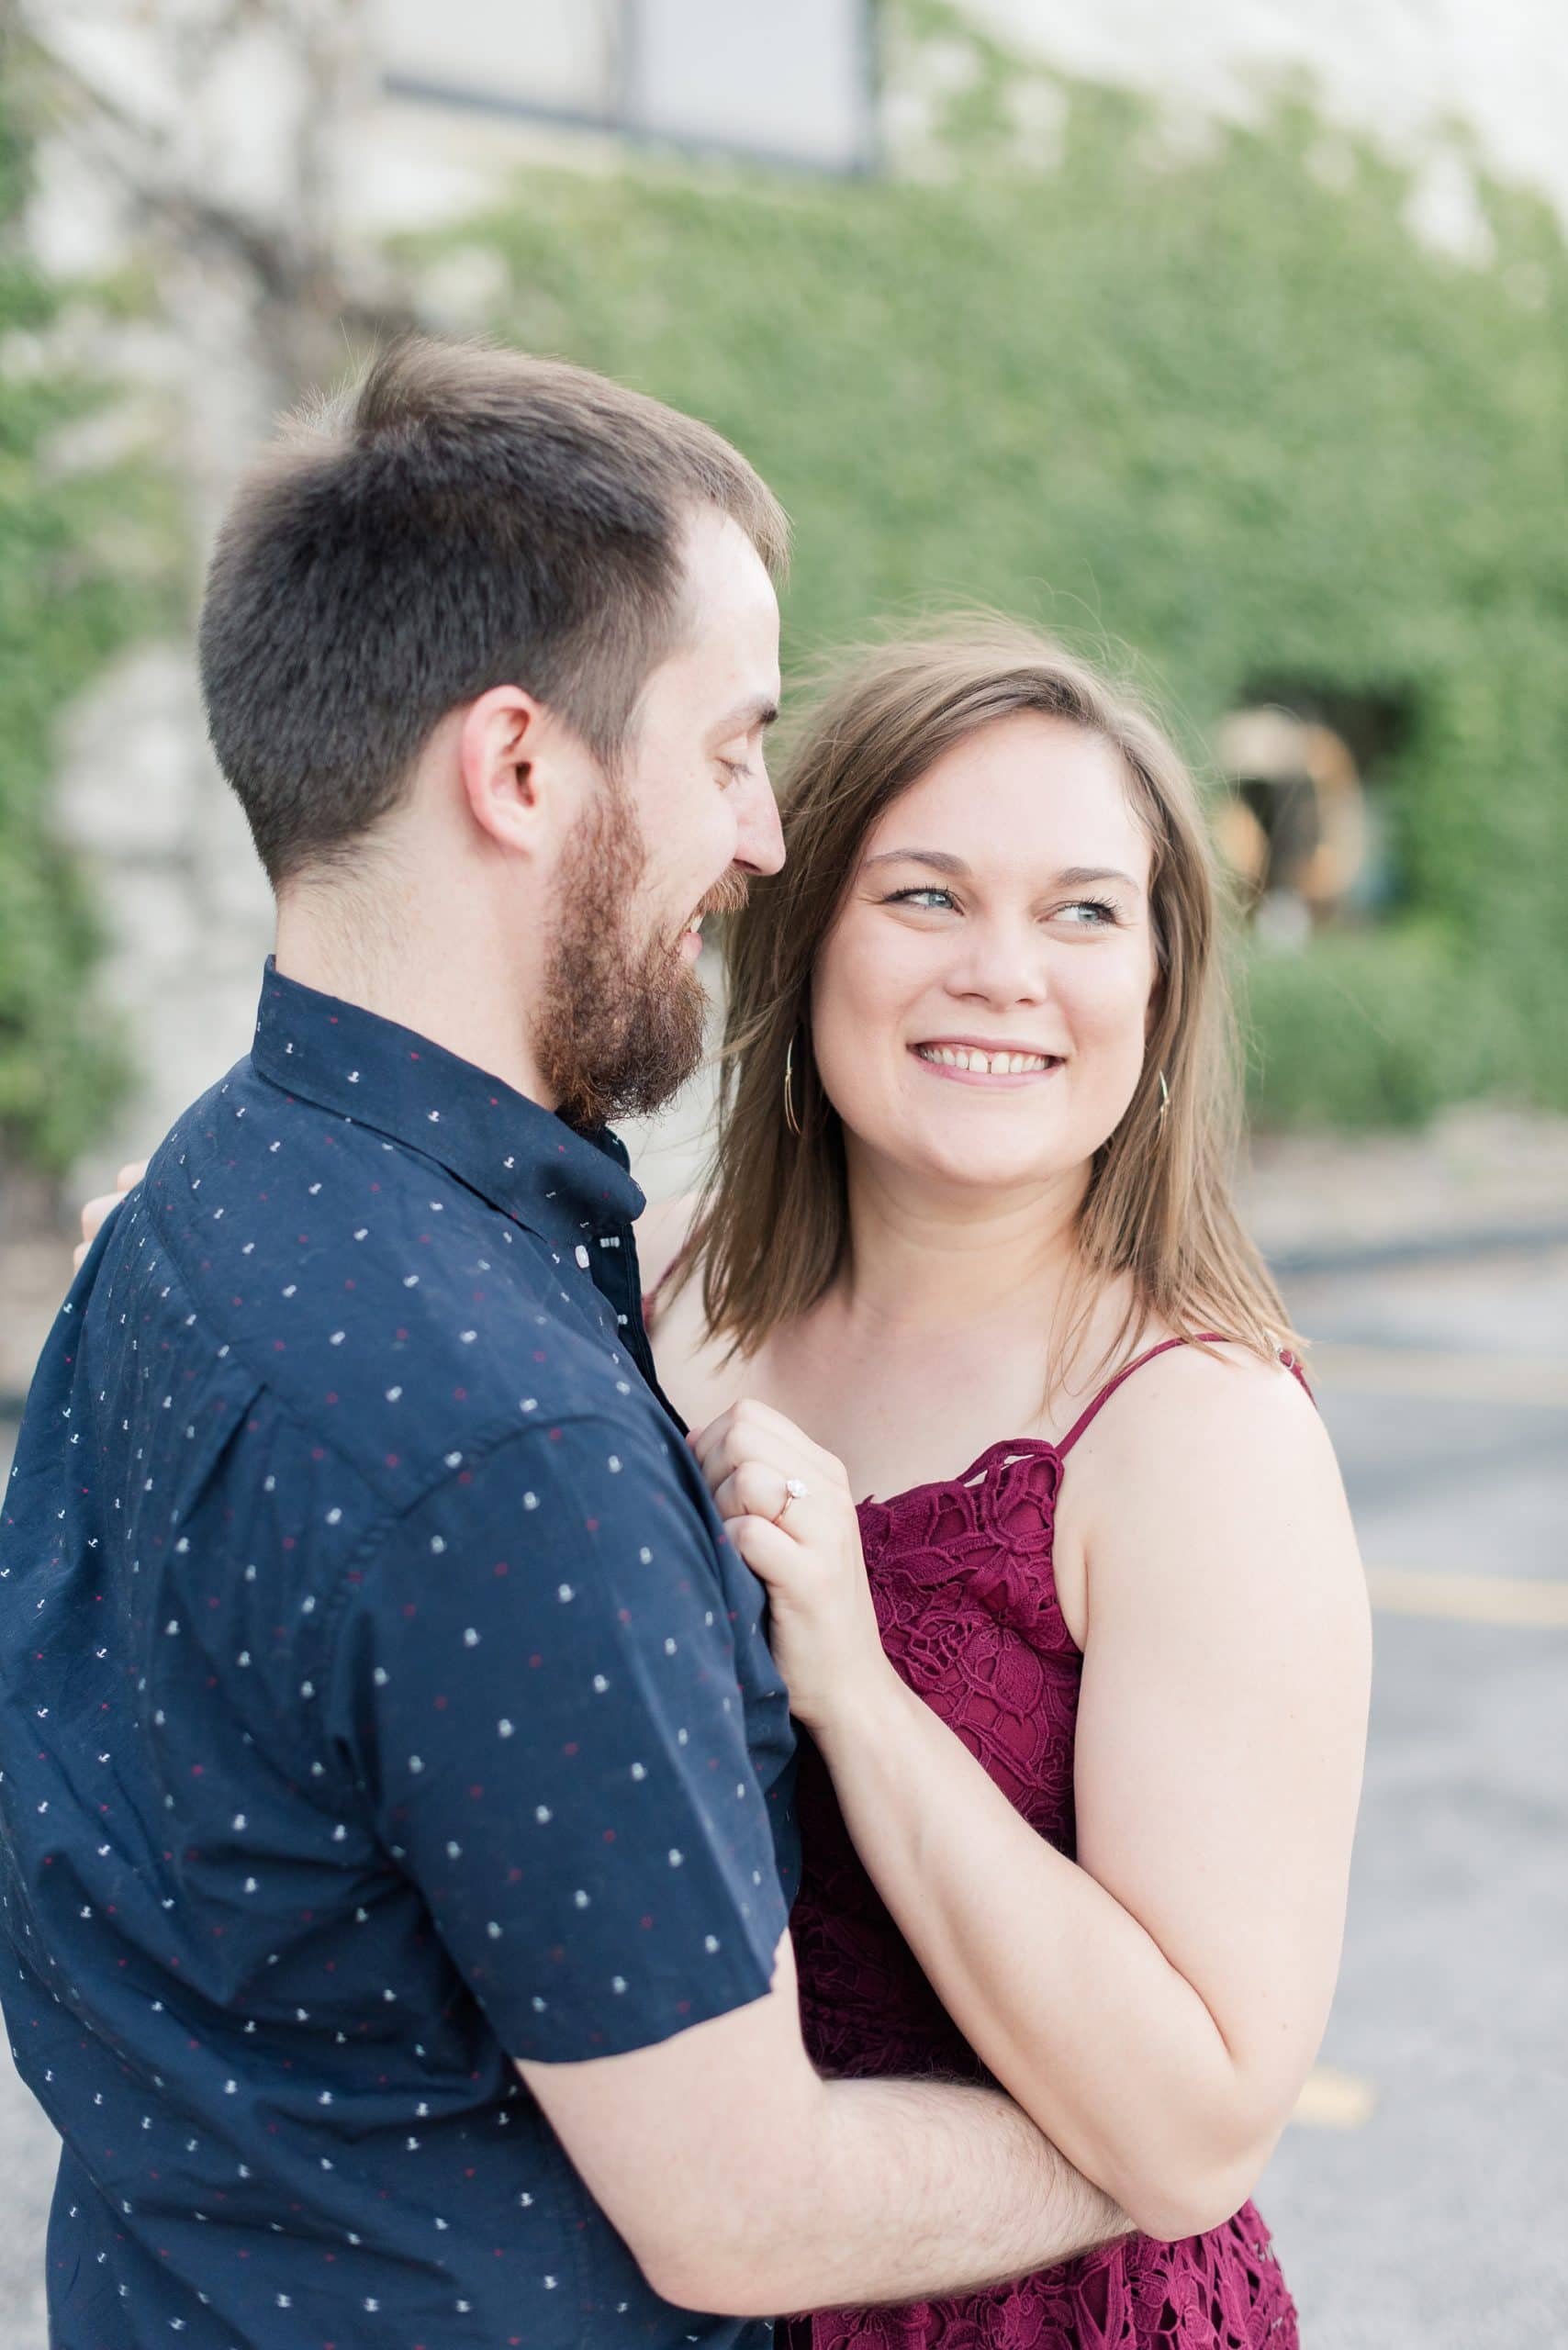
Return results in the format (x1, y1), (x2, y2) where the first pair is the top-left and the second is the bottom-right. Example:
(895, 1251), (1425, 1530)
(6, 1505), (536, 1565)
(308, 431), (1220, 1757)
(783, 1038), (802, 1138)
(1156, 1068), (1170, 1136)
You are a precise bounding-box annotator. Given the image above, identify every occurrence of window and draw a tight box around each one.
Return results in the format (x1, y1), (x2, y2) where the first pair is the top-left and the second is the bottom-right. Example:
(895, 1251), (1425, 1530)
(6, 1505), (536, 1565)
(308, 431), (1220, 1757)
(378, 0), (879, 174)
(380, 0), (621, 123)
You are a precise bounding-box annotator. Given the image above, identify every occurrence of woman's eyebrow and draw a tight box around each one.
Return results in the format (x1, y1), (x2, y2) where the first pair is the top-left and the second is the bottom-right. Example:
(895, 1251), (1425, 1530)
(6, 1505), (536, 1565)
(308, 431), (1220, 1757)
(1054, 864), (1142, 891)
(860, 848), (969, 876)
(861, 849), (1140, 891)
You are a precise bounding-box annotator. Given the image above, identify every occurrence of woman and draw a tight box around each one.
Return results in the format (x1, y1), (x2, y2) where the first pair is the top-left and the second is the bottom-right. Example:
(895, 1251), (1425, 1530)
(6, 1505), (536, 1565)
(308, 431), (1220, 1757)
(639, 620), (1370, 2346)
(81, 619), (1370, 2346)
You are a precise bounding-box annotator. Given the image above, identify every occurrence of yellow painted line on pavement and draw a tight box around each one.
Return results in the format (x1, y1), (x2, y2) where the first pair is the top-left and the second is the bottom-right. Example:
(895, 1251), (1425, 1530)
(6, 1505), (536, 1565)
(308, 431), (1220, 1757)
(1291, 2065), (1377, 2131)
(1311, 1343), (1568, 1408)
(1366, 1565), (1568, 1628)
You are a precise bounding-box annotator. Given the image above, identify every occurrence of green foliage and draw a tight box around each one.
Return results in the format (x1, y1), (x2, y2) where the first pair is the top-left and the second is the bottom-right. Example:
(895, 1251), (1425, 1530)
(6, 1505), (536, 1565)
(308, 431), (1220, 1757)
(1240, 928), (1503, 1130)
(423, 7), (1568, 1126)
(0, 81), (169, 1174)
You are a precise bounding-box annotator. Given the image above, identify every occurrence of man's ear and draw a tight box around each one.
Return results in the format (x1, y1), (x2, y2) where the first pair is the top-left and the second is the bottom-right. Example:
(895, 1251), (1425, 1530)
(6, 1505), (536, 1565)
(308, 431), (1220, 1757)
(456, 685), (546, 853)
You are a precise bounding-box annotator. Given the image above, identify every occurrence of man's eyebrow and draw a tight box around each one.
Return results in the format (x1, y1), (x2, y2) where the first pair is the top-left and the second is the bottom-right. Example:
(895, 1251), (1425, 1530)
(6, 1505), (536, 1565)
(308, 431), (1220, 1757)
(710, 695), (779, 740)
(860, 849), (1141, 891)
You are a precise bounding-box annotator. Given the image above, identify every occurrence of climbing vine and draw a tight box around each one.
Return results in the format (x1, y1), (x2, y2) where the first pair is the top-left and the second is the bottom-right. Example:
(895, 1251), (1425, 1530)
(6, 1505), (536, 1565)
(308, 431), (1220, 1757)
(424, 0), (1568, 1124)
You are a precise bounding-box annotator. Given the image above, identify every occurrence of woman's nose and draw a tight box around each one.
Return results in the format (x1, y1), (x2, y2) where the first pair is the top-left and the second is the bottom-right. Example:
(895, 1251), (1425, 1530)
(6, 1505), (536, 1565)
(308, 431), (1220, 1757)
(945, 923), (1050, 1005)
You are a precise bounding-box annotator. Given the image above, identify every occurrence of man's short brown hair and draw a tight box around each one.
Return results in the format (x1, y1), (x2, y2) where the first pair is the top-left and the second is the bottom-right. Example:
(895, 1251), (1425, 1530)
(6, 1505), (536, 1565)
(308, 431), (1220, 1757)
(198, 336), (789, 884)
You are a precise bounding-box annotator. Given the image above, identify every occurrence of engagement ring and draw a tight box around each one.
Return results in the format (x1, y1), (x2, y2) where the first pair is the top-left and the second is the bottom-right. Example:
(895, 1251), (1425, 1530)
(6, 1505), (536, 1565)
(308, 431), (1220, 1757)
(774, 1476), (809, 1525)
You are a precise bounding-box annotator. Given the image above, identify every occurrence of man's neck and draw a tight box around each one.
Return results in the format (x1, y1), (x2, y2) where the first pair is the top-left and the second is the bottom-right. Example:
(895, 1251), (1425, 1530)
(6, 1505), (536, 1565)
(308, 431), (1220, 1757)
(273, 896), (555, 1111)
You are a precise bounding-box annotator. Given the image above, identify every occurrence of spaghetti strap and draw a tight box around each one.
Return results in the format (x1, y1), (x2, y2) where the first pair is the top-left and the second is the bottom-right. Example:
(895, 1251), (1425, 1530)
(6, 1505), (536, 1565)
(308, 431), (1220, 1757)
(1057, 1333), (1315, 1455)
(1056, 1337), (1215, 1456)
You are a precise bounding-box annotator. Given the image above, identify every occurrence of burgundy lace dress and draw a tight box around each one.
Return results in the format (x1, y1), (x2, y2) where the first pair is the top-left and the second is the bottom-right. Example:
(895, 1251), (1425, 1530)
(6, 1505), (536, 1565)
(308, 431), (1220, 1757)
(780, 1338), (1303, 2350)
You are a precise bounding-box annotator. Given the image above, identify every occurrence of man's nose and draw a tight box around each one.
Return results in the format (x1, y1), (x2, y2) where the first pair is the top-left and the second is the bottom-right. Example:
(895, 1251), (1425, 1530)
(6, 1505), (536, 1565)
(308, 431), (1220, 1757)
(734, 763), (786, 877)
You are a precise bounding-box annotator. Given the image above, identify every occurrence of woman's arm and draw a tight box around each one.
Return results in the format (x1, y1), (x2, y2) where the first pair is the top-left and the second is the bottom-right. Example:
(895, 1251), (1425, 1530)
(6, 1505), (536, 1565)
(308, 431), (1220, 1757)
(706, 1353), (1371, 2241)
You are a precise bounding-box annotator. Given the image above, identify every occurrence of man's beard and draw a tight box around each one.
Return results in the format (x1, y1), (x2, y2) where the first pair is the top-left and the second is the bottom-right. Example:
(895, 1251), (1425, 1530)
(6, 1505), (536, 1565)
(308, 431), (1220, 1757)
(535, 780), (741, 1131)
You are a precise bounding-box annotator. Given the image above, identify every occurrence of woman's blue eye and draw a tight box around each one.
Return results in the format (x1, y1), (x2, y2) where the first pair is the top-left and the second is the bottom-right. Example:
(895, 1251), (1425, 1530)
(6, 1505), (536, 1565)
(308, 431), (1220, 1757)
(883, 888), (1121, 923)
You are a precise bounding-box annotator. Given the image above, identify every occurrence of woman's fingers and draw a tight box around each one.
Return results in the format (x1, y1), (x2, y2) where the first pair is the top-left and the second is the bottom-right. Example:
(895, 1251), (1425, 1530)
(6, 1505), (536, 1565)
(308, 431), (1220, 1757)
(73, 1193), (123, 1272)
(72, 1162), (147, 1274)
(724, 1514), (802, 1590)
(711, 1460), (798, 1529)
(80, 1191), (121, 1245)
(699, 1427), (796, 1503)
(689, 1405), (773, 1486)
(689, 1400), (846, 1497)
(688, 1402), (761, 1485)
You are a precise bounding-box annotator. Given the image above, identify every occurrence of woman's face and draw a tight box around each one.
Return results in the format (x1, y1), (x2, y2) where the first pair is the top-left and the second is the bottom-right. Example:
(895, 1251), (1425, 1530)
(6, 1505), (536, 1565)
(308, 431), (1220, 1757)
(811, 711), (1159, 1200)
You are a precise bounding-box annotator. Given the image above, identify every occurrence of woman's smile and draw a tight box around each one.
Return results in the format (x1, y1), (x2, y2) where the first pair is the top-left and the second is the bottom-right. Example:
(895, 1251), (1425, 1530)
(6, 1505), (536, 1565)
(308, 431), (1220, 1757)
(911, 1039), (1065, 1087)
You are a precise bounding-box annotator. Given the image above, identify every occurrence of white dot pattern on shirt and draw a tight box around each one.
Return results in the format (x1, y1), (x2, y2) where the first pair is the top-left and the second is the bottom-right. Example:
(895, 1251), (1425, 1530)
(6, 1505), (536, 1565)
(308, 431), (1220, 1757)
(0, 973), (798, 2348)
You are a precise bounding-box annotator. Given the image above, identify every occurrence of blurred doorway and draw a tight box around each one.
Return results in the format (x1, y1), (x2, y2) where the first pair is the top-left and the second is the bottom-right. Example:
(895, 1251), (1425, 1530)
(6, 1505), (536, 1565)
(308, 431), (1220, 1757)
(1214, 685), (1411, 944)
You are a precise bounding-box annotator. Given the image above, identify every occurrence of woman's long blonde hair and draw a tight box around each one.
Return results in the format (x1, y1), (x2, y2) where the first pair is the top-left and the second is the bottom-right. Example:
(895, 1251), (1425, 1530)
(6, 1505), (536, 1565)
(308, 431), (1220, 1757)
(679, 616), (1298, 1382)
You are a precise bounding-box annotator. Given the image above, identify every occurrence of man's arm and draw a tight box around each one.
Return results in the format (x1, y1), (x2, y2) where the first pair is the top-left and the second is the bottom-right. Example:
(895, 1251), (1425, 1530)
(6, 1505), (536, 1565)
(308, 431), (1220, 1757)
(521, 1922), (1128, 2320)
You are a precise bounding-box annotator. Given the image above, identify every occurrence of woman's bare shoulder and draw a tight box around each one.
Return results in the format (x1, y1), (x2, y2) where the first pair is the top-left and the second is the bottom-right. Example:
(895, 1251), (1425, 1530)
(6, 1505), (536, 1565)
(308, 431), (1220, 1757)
(1084, 1333), (1320, 1449)
(1067, 1335), (1341, 1563)
(1057, 1330), (1328, 1526)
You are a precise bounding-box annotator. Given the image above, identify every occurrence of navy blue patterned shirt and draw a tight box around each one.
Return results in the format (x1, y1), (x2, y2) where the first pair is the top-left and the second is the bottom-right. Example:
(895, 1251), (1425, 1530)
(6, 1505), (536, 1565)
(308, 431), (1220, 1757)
(0, 963), (799, 2349)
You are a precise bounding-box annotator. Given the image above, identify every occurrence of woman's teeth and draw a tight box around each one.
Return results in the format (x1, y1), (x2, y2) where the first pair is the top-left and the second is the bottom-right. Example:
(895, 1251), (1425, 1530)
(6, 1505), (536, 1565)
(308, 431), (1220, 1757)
(916, 1045), (1055, 1076)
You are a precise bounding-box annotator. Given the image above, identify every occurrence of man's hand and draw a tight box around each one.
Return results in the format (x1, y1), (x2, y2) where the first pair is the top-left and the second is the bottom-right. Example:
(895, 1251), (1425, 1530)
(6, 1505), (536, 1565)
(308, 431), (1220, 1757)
(73, 1161), (146, 1273)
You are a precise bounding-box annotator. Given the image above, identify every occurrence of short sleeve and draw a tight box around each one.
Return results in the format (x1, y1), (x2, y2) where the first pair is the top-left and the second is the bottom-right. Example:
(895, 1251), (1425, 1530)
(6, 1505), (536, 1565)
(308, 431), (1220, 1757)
(328, 1415), (790, 2062)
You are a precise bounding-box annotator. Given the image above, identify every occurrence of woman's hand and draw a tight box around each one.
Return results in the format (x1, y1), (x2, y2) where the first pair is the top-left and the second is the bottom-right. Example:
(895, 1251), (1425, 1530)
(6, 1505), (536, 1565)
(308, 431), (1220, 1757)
(73, 1160), (147, 1273)
(688, 1397), (894, 1734)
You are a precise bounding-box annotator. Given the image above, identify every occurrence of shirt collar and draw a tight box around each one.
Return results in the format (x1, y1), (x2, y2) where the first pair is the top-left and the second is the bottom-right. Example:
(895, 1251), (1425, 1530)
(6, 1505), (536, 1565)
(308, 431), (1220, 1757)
(250, 959), (645, 1251)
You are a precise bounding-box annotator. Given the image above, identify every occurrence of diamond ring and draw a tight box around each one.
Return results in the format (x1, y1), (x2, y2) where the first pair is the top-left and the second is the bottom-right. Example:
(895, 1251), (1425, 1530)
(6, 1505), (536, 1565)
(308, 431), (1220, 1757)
(773, 1475), (809, 1527)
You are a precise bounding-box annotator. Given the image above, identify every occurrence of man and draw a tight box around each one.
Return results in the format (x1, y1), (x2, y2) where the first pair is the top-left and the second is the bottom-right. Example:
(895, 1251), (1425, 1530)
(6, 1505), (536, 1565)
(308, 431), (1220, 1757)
(0, 337), (1123, 2347)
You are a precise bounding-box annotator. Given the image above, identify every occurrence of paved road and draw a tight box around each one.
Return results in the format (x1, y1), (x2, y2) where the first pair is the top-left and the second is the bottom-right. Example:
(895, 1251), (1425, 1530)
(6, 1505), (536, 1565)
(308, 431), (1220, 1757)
(1254, 1242), (1568, 2346)
(2, 1243), (1563, 2347)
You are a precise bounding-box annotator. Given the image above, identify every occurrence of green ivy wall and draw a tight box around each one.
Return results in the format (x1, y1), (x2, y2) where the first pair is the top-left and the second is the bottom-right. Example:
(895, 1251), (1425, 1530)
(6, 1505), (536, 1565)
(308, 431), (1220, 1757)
(5, 19), (1565, 1169)
(432, 51), (1568, 1128)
